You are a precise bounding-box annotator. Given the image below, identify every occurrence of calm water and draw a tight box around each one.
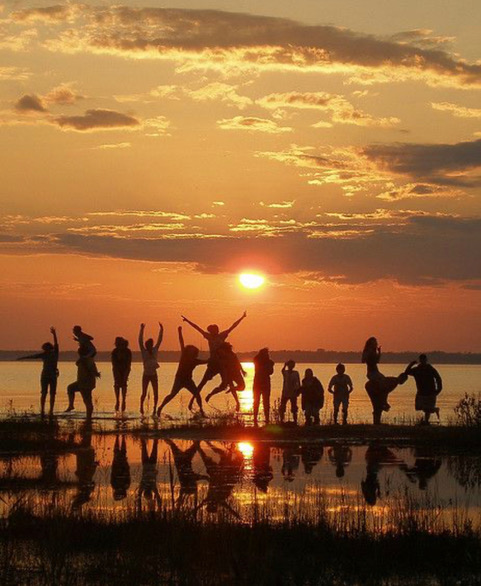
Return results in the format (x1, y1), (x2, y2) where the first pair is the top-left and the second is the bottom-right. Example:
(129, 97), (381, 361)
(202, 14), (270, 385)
(0, 433), (480, 530)
(1, 361), (479, 424)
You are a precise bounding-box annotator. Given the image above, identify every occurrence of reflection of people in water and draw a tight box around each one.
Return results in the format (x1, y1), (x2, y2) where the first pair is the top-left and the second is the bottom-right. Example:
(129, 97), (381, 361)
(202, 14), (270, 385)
(281, 444), (300, 482)
(301, 442), (324, 475)
(205, 343), (246, 411)
(40, 451), (59, 488)
(403, 447), (442, 490)
(72, 423), (98, 509)
(111, 435), (131, 501)
(253, 348), (275, 426)
(328, 442), (353, 478)
(196, 442), (243, 517)
(165, 439), (207, 508)
(137, 438), (162, 511)
(111, 337), (132, 413)
(406, 355), (442, 425)
(183, 312), (247, 410)
(252, 442), (273, 493)
(17, 326), (59, 417)
(361, 443), (404, 506)
(362, 337), (408, 424)
(157, 327), (208, 417)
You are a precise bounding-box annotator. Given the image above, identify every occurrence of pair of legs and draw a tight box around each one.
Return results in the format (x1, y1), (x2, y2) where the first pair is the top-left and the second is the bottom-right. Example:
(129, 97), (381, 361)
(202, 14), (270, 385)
(40, 376), (57, 417)
(366, 373), (407, 424)
(333, 394), (349, 424)
(253, 385), (270, 426)
(140, 374), (158, 416)
(66, 382), (94, 419)
(188, 361), (220, 411)
(304, 405), (320, 426)
(206, 375), (244, 411)
(113, 371), (129, 412)
(279, 396), (298, 424)
(158, 377), (205, 416)
(416, 394), (440, 424)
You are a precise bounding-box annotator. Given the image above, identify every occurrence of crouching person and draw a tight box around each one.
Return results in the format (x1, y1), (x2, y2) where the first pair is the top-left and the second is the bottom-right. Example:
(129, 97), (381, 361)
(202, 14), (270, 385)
(66, 345), (100, 420)
(300, 369), (324, 426)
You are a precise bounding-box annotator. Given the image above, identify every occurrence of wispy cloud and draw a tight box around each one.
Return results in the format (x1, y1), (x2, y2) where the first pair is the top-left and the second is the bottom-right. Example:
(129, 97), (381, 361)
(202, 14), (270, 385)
(217, 116), (292, 134)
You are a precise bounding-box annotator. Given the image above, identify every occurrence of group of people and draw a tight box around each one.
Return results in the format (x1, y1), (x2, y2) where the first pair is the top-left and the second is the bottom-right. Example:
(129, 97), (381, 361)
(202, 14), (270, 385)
(17, 315), (443, 426)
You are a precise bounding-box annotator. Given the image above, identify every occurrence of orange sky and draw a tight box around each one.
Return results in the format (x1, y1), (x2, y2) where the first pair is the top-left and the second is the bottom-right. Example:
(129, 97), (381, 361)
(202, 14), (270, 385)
(0, 1), (480, 351)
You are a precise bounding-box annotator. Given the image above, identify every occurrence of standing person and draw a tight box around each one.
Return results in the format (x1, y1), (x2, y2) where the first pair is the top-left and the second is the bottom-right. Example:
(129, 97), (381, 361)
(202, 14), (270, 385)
(157, 326), (208, 417)
(205, 342), (245, 411)
(253, 348), (274, 426)
(65, 345), (100, 420)
(328, 363), (354, 425)
(138, 322), (163, 416)
(111, 337), (132, 414)
(406, 354), (442, 425)
(72, 325), (96, 357)
(182, 311), (247, 410)
(299, 368), (324, 426)
(17, 326), (59, 417)
(280, 360), (301, 424)
(362, 337), (385, 387)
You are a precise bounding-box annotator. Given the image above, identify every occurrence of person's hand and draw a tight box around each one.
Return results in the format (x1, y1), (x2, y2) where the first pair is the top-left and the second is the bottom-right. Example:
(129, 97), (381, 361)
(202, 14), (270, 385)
(181, 315), (187, 322)
(97, 372), (101, 378)
(159, 322), (163, 329)
(50, 326), (56, 334)
(140, 323), (145, 329)
(242, 311), (247, 318)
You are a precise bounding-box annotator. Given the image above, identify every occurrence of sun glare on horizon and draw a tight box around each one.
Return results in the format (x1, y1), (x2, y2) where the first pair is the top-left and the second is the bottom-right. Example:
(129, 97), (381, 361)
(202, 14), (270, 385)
(239, 273), (265, 289)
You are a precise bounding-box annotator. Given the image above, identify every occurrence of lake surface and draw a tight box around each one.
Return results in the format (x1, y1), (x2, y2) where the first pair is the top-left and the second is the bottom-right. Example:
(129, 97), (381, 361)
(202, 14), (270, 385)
(0, 431), (480, 531)
(1, 361), (479, 425)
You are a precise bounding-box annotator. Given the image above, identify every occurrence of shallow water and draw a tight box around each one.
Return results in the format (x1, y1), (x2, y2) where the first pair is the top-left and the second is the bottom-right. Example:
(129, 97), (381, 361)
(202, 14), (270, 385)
(1, 361), (480, 425)
(0, 430), (480, 531)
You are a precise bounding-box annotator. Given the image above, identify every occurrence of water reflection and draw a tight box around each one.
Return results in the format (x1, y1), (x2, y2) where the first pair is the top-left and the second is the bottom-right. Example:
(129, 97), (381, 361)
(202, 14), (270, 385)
(0, 430), (479, 529)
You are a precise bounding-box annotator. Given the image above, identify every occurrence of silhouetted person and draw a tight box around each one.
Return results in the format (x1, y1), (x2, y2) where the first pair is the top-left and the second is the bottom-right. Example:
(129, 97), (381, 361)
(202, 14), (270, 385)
(328, 363), (353, 425)
(110, 435), (131, 501)
(301, 443), (324, 474)
(363, 337), (408, 424)
(196, 442), (243, 517)
(253, 348), (274, 426)
(183, 311), (247, 410)
(252, 442), (273, 493)
(280, 360), (300, 424)
(328, 442), (352, 478)
(157, 326), (208, 417)
(17, 326), (59, 417)
(165, 439), (207, 508)
(403, 447), (442, 490)
(406, 354), (442, 425)
(205, 342), (245, 411)
(72, 423), (97, 509)
(111, 337), (132, 413)
(65, 345), (100, 420)
(139, 322), (163, 416)
(299, 368), (324, 426)
(73, 325), (96, 357)
(281, 444), (300, 481)
(137, 438), (162, 511)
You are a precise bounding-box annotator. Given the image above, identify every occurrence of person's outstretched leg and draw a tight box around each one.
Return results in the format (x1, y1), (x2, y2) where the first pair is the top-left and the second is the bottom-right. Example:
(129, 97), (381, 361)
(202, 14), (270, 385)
(66, 382), (77, 411)
(49, 379), (57, 416)
(185, 380), (205, 416)
(81, 389), (93, 420)
(157, 380), (182, 416)
(206, 382), (227, 402)
(152, 377), (159, 417)
(140, 376), (149, 415)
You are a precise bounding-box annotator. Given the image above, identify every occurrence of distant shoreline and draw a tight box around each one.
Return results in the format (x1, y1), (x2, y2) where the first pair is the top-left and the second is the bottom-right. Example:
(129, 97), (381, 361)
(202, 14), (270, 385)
(2, 349), (481, 364)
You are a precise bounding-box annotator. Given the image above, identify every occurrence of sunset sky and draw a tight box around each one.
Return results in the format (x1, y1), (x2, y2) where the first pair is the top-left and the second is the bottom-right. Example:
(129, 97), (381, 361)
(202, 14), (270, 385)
(1, 0), (480, 352)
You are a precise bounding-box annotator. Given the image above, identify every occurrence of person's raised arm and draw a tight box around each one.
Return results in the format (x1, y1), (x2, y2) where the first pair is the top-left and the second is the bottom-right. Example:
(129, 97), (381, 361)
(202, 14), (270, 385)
(282, 362), (288, 374)
(181, 315), (206, 336)
(51, 327), (59, 353)
(155, 322), (163, 350)
(225, 311), (247, 335)
(138, 323), (145, 351)
(178, 326), (185, 351)
(17, 352), (44, 361)
(405, 360), (417, 376)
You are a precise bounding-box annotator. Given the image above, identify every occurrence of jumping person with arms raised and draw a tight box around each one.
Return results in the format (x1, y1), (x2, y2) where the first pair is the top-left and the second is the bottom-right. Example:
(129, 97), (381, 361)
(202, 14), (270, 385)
(139, 322), (163, 417)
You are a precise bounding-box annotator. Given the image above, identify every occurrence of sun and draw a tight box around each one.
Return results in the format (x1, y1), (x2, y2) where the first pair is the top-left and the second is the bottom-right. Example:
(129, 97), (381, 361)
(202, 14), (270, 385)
(239, 273), (265, 289)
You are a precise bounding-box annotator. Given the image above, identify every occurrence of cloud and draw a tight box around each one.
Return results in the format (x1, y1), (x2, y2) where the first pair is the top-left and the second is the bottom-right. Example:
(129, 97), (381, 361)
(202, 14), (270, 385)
(54, 108), (140, 131)
(26, 6), (481, 88)
(14, 94), (46, 113)
(217, 116), (292, 134)
(0, 66), (30, 81)
(362, 138), (481, 186)
(390, 29), (455, 50)
(11, 5), (78, 23)
(431, 102), (481, 119)
(376, 183), (463, 201)
(257, 91), (399, 127)
(44, 83), (84, 105)
(93, 142), (132, 150)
